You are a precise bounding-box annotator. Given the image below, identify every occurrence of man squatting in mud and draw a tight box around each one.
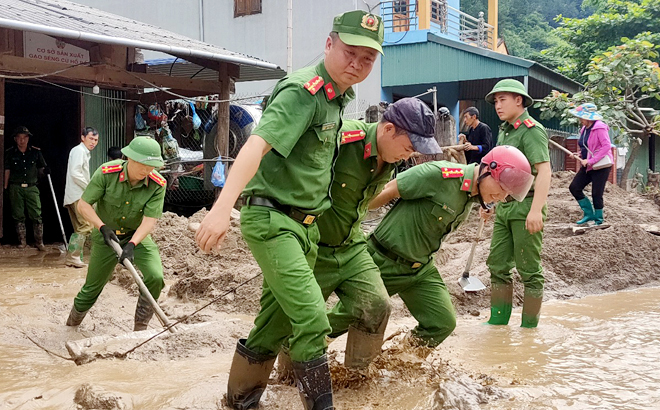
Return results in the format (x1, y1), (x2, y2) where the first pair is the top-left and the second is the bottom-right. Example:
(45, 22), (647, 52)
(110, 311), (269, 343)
(313, 145), (532, 368)
(195, 10), (384, 410)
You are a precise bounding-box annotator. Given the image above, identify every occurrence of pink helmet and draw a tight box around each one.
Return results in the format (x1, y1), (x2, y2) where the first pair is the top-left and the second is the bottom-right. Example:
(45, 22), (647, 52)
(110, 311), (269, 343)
(480, 145), (534, 201)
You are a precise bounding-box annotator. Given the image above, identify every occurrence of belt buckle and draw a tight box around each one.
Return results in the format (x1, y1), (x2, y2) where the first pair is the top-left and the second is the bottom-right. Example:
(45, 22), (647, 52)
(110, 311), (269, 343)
(411, 262), (422, 269)
(20, 183), (28, 188)
(302, 215), (316, 225)
(115, 230), (122, 235)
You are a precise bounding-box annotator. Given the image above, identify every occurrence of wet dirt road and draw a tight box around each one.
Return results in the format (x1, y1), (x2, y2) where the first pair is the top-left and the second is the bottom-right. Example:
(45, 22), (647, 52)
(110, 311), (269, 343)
(1, 251), (660, 409)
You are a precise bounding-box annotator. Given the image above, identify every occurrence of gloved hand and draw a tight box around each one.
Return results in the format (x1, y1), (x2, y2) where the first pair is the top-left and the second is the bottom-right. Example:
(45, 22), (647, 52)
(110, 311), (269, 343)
(119, 241), (136, 265)
(99, 225), (119, 248)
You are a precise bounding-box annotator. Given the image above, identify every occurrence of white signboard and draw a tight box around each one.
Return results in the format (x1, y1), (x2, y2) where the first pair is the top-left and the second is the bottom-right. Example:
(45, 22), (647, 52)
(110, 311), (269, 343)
(24, 32), (90, 64)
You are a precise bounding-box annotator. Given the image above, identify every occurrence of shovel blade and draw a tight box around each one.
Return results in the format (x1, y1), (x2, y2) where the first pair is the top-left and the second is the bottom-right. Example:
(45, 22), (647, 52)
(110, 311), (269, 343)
(458, 274), (486, 292)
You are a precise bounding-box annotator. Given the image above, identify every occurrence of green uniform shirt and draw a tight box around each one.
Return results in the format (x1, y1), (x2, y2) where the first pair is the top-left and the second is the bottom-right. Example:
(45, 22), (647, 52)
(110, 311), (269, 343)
(243, 61), (354, 214)
(317, 120), (397, 246)
(81, 160), (166, 236)
(4, 146), (46, 185)
(496, 111), (550, 183)
(373, 161), (479, 262)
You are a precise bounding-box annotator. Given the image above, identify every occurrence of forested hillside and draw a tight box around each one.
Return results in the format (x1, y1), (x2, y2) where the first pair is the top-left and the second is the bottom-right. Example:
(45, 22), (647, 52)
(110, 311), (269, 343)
(461, 0), (589, 65)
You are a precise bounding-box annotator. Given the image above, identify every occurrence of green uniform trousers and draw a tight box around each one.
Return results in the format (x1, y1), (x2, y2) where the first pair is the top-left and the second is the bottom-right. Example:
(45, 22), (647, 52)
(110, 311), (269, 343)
(360, 240), (456, 347)
(315, 240), (390, 339)
(486, 197), (546, 294)
(241, 206), (330, 363)
(8, 185), (42, 224)
(73, 229), (164, 312)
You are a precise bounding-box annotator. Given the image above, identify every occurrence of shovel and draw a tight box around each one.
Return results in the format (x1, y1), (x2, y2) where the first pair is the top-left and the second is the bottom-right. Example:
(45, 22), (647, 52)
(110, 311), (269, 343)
(108, 240), (176, 333)
(458, 218), (487, 292)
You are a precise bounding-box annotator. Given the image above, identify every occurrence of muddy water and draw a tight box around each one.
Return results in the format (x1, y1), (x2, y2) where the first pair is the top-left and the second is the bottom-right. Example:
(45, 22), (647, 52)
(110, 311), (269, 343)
(439, 286), (660, 410)
(2, 251), (659, 409)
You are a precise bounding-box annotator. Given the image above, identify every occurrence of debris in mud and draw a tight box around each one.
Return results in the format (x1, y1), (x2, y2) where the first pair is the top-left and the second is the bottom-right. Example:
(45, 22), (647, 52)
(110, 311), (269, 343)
(151, 210), (263, 315)
(74, 383), (130, 410)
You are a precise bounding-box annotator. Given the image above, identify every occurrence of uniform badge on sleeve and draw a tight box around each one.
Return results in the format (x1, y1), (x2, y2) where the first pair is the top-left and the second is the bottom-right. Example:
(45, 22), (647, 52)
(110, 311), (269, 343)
(341, 130), (366, 145)
(304, 76), (324, 95)
(441, 167), (464, 178)
(101, 164), (122, 174)
(148, 171), (167, 187)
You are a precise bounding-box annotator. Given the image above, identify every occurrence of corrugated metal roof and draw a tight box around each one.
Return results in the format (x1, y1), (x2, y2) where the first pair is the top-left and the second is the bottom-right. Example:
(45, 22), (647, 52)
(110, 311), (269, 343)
(145, 57), (279, 83)
(0, 0), (285, 82)
(382, 32), (581, 94)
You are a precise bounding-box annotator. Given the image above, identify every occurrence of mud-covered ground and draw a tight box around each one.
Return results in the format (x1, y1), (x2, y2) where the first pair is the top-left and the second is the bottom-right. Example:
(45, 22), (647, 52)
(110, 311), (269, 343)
(1, 171), (659, 410)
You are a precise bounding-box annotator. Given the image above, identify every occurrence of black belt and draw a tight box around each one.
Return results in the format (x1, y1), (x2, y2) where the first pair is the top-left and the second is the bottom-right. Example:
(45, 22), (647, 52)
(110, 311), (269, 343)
(368, 236), (424, 269)
(10, 183), (36, 188)
(504, 190), (535, 203)
(243, 196), (318, 226)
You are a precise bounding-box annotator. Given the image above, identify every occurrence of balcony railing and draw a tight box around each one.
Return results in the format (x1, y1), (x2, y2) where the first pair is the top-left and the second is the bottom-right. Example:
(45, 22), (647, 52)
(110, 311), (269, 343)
(381, 0), (495, 50)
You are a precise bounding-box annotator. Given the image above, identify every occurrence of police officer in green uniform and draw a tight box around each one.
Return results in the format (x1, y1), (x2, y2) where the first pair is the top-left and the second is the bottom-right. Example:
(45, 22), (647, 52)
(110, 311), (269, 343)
(3, 126), (47, 250)
(357, 146), (534, 349)
(195, 10), (383, 410)
(484, 79), (552, 328)
(65, 137), (167, 332)
(311, 98), (440, 370)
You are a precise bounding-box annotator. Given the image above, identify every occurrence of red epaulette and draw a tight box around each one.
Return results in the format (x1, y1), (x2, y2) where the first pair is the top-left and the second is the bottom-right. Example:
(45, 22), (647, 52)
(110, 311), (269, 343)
(149, 171), (166, 187)
(303, 76), (324, 95)
(341, 130), (366, 145)
(513, 119), (522, 130)
(102, 164), (122, 174)
(461, 178), (472, 191)
(441, 167), (464, 178)
(523, 118), (536, 128)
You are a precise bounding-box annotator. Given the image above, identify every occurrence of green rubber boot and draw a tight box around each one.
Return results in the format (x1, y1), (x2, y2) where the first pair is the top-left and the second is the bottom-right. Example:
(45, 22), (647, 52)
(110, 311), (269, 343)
(593, 209), (604, 226)
(576, 198), (594, 225)
(521, 288), (543, 328)
(487, 283), (513, 325)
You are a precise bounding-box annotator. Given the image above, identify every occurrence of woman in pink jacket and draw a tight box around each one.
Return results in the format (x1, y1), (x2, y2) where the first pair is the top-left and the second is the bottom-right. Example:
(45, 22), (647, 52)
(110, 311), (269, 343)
(568, 103), (614, 225)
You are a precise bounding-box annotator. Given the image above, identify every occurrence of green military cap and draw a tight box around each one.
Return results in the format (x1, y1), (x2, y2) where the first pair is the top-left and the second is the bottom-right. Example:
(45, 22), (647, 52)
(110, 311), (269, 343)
(333, 10), (384, 54)
(485, 79), (534, 108)
(121, 137), (164, 167)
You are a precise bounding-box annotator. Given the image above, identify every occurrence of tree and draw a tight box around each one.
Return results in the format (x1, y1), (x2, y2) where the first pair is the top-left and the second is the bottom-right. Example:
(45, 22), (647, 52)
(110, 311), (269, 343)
(544, 0), (660, 82)
(535, 34), (660, 187)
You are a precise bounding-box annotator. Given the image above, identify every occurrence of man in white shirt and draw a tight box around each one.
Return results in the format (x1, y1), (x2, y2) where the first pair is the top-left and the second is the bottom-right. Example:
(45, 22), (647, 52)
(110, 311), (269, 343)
(64, 127), (99, 267)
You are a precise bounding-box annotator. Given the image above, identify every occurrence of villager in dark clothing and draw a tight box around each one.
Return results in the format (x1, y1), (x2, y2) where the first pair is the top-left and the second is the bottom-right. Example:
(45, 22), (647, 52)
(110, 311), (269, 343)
(460, 107), (492, 164)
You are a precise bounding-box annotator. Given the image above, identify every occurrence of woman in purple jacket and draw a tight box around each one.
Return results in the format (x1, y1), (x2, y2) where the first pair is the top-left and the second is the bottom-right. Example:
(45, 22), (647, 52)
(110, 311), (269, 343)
(568, 103), (614, 225)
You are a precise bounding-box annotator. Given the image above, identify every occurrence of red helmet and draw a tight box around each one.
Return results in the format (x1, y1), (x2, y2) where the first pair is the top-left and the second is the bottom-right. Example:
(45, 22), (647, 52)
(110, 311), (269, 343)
(480, 145), (534, 201)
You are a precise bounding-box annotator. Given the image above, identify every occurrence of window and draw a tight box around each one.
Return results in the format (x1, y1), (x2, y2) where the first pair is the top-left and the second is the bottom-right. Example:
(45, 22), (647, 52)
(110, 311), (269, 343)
(234, 0), (262, 17)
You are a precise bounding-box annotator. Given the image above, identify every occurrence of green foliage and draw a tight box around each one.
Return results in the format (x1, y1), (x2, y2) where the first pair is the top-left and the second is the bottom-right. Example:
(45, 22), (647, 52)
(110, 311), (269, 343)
(460, 0), (586, 66)
(535, 33), (660, 147)
(544, 0), (660, 82)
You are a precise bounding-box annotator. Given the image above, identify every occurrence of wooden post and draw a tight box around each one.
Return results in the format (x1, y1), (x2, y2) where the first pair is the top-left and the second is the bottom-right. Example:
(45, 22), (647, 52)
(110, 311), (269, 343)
(418, 0), (431, 30)
(208, 63), (231, 195)
(0, 77), (4, 238)
(125, 91), (137, 144)
(488, 0), (498, 51)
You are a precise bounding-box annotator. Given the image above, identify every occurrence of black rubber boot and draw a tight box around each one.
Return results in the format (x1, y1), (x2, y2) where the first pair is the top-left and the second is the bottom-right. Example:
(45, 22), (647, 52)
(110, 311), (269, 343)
(16, 222), (27, 249)
(33, 222), (46, 251)
(292, 355), (334, 410)
(133, 293), (155, 331)
(66, 305), (89, 326)
(226, 339), (276, 410)
(344, 325), (385, 369)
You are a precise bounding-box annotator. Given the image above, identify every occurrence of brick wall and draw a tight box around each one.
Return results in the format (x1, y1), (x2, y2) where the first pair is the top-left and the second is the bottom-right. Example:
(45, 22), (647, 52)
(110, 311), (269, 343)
(565, 138), (617, 185)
